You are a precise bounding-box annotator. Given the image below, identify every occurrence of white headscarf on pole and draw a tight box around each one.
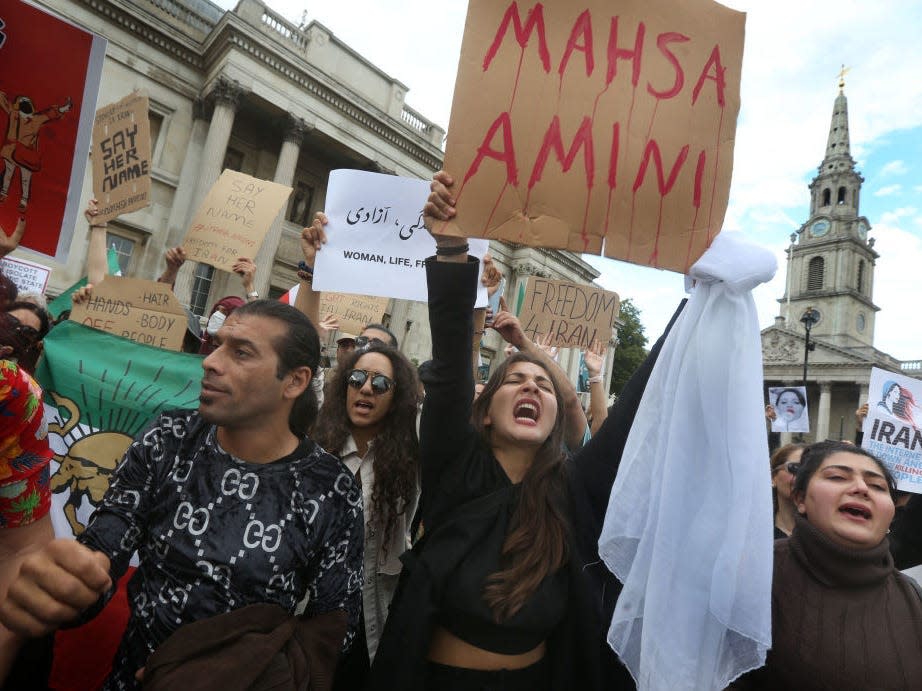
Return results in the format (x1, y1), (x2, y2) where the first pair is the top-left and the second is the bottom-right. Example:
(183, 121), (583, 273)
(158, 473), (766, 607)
(598, 232), (776, 691)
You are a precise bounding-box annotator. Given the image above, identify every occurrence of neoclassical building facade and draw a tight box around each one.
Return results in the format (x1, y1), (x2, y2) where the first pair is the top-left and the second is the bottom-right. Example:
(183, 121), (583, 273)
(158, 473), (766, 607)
(26, 0), (614, 387)
(761, 82), (921, 441)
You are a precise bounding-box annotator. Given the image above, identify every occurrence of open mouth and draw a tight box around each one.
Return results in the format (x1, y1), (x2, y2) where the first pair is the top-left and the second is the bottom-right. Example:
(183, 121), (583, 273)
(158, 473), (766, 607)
(514, 399), (540, 426)
(839, 504), (872, 520)
(354, 400), (374, 412)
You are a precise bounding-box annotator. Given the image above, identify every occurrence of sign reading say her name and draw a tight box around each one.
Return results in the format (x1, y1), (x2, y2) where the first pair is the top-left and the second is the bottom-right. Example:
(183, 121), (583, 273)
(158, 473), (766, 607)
(313, 169), (490, 307)
(69, 276), (188, 351)
(862, 367), (922, 493)
(92, 92), (152, 222)
(517, 276), (619, 348)
(184, 170), (292, 271)
(437, 0), (745, 273)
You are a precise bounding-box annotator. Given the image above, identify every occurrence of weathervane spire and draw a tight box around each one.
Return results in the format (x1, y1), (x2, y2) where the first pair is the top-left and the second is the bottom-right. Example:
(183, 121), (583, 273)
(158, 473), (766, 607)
(838, 64), (850, 92)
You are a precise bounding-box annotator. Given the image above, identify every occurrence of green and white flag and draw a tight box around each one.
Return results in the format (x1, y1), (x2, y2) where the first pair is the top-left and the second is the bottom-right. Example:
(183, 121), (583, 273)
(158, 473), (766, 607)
(36, 320), (203, 538)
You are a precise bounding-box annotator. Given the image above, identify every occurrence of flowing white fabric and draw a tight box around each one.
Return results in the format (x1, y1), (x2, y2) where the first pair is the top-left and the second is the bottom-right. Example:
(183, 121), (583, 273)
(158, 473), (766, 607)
(598, 232), (776, 691)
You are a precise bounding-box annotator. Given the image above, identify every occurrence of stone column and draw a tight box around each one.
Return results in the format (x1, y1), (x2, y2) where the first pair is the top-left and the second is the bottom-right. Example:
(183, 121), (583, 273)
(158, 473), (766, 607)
(859, 383), (870, 407)
(253, 116), (309, 296)
(816, 382), (832, 441)
(173, 78), (244, 305)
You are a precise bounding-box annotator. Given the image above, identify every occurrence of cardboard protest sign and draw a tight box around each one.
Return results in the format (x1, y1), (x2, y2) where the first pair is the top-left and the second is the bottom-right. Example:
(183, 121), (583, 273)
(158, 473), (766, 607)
(320, 292), (390, 336)
(184, 170), (292, 271)
(439, 0), (745, 273)
(69, 276), (187, 351)
(516, 276), (619, 348)
(0, 255), (51, 294)
(862, 367), (922, 493)
(767, 386), (809, 433)
(92, 92), (151, 222)
(313, 169), (490, 307)
(0, 0), (106, 260)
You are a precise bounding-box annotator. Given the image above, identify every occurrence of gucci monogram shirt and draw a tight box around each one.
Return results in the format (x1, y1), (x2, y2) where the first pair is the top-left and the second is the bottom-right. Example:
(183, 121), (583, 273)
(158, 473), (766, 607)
(77, 410), (363, 690)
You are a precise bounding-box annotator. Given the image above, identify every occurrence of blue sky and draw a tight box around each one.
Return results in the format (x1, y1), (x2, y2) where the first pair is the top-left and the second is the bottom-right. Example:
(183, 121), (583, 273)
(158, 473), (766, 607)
(217, 0), (922, 359)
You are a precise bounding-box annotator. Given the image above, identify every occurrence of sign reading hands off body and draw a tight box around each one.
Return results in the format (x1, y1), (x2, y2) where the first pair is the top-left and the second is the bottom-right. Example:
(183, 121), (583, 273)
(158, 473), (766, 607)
(69, 276), (187, 351)
(438, 0), (745, 273)
(184, 169), (292, 271)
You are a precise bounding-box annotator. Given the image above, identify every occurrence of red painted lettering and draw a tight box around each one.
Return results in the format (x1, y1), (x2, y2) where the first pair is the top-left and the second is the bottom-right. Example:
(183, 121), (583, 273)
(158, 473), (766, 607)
(632, 139), (690, 196)
(647, 32), (689, 100)
(463, 112), (519, 186)
(558, 10), (594, 78)
(607, 122), (621, 189)
(692, 44), (727, 106)
(606, 17), (645, 88)
(483, 2), (550, 73)
(693, 149), (706, 208)
(528, 116), (595, 189)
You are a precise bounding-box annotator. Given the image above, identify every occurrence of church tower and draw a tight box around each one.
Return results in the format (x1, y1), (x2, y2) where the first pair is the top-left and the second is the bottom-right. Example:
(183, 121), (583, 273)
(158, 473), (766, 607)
(780, 78), (878, 349)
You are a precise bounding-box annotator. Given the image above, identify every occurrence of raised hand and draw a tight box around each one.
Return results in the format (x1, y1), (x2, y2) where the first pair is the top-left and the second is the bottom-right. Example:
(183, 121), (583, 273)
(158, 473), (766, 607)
(301, 212), (328, 269)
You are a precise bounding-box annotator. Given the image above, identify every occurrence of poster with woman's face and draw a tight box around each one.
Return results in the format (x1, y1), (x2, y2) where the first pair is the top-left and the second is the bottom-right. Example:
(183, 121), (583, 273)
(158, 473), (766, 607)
(768, 386), (809, 433)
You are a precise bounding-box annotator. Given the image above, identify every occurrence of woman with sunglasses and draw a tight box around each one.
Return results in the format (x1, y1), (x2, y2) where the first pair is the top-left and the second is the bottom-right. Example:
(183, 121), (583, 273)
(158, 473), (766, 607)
(368, 171), (662, 691)
(732, 441), (922, 689)
(769, 443), (806, 538)
(313, 342), (420, 690)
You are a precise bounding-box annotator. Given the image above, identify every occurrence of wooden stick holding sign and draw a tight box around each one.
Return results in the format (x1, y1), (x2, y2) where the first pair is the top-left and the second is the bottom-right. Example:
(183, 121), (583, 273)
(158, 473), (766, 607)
(92, 92), (152, 222)
(517, 276), (619, 349)
(437, 0), (745, 273)
(184, 170), (292, 271)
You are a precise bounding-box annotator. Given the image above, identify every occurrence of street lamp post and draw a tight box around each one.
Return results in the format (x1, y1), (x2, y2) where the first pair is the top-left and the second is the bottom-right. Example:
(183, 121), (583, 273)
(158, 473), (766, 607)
(800, 307), (820, 386)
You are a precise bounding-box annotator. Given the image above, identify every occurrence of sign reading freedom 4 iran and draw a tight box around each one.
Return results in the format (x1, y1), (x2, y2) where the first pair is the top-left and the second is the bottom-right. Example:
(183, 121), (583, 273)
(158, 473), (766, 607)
(438, 0), (745, 273)
(313, 169), (490, 307)
(517, 277), (619, 348)
(862, 367), (922, 493)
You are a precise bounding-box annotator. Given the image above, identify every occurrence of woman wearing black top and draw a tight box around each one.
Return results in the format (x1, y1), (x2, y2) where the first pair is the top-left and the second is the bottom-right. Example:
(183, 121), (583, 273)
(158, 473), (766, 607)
(368, 171), (672, 691)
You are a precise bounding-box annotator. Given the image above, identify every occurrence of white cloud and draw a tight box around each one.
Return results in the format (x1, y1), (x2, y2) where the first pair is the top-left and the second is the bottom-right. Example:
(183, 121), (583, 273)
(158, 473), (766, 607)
(875, 185), (903, 197)
(880, 160), (909, 176)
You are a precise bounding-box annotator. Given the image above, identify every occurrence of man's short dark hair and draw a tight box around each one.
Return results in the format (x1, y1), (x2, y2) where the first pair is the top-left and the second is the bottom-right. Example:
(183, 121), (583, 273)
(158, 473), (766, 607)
(234, 300), (320, 434)
(362, 323), (398, 349)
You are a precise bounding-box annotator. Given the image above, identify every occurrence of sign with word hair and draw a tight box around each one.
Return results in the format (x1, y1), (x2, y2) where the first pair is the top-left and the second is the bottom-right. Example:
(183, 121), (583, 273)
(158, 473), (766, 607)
(69, 276), (188, 351)
(862, 367), (922, 493)
(516, 276), (619, 349)
(184, 169), (292, 271)
(312, 169), (490, 306)
(437, 0), (745, 273)
(92, 91), (152, 222)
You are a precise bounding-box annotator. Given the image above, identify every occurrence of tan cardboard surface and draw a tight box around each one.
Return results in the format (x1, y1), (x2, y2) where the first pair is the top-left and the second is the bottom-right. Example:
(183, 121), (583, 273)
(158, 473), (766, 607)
(92, 92), (152, 222)
(439, 0), (745, 273)
(184, 170), (292, 272)
(69, 276), (187, 351)
(517, 277), (620, 349)
(320, 292), (389, 336)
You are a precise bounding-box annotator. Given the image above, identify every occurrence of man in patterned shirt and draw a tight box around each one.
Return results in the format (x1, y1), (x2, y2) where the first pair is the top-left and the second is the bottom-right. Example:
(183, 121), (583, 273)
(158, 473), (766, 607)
(0, 300), (364, 689)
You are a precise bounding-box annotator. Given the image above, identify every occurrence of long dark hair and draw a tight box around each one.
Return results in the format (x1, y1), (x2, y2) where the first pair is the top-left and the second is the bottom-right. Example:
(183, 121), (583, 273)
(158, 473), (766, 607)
(472, 352), (569, 622)
(233, 300), (320, 434)
(793, 440), (896, 505)
(313, 344), (419, 554)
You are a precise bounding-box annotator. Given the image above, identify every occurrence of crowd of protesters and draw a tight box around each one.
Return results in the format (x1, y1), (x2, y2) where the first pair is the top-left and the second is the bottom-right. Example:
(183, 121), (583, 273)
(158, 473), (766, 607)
(0, 166), (920, 691)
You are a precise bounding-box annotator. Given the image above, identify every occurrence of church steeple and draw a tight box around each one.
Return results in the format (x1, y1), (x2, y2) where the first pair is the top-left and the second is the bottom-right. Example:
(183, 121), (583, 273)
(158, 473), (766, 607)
(780, 74), (879, 349)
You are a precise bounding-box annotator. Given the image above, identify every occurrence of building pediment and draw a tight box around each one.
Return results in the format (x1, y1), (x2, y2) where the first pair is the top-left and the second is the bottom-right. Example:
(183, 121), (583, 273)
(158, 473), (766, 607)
(761, 326), (873, 366)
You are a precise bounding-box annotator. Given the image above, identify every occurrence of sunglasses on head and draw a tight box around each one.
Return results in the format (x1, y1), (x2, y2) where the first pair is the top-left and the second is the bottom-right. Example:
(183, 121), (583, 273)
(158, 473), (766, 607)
(354, 335), (385, 352)
(347, 369), (395, 395)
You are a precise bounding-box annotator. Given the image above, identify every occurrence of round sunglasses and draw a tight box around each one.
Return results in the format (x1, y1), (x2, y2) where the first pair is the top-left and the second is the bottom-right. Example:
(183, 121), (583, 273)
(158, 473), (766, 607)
(347, 368), (395, 395)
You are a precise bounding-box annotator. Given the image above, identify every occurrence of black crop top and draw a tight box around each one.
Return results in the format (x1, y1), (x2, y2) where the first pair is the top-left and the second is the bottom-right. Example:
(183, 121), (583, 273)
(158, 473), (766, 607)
(438, 486), (569, 654)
